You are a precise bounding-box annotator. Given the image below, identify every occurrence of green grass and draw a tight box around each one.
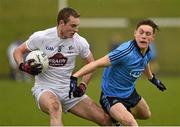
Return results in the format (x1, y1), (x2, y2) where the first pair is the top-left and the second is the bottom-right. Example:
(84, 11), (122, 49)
(136, 76), (180, 125)
(0, 76), (179, 125)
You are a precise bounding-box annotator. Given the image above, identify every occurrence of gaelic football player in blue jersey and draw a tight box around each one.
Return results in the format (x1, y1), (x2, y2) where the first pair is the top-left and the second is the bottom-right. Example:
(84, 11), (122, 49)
(69, 19), (166, 126)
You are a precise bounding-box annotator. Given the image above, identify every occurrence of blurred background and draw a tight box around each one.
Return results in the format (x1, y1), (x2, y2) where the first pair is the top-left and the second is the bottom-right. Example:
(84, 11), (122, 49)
(0, 0), (180, 125)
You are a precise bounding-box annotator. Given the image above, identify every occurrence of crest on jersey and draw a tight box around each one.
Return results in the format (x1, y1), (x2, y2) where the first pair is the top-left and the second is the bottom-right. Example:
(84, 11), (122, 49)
(49, 53), (67, 67)
(58, 45), (64, 52)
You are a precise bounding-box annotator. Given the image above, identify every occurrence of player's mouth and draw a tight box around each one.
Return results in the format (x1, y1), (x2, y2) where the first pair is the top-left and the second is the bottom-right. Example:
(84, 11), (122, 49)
(70, 32), (75, 36)
(139, 41), (147, 44)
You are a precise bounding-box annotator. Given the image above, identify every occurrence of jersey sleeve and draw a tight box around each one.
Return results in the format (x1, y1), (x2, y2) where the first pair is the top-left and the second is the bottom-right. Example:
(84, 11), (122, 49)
(147, 48), (154, 62)
(75, 35), (91, 58)
(149, 43), (156, 60)
(25, 31), (43, 51)
(108, 43), (131, 65)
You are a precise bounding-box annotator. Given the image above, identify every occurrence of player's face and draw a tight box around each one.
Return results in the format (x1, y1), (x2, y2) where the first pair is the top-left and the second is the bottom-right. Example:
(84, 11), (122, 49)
(58, 16), (80, 39)
(134, 25), (155, 49)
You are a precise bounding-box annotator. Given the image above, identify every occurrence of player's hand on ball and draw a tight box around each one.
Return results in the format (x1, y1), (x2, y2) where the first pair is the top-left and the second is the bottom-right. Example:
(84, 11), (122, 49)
(149, 73), (166, 91)
(19, 59), (43, 75)
(69, 76), (87, 98)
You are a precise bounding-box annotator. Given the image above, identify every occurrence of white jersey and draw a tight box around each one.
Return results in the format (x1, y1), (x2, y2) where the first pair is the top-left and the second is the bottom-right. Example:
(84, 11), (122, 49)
(26, 27), (90, 88)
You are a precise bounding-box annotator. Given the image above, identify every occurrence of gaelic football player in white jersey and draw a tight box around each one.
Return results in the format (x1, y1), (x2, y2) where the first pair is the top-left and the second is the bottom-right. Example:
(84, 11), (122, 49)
(13, 7), (112, 126)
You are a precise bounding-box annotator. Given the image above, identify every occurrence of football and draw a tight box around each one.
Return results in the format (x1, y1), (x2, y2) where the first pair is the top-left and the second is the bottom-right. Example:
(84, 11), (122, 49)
(25, 50), (49, 72)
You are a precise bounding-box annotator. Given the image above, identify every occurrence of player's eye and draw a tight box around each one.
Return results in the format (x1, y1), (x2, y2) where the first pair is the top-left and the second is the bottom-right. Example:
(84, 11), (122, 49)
(139, 30), (144, 35)
(146, 32), (152, 36)
(71, 24), (78, 28)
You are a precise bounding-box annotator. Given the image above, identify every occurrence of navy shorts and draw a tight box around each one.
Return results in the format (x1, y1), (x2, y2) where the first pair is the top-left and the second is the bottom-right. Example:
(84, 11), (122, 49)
(99, 89), (141, 113)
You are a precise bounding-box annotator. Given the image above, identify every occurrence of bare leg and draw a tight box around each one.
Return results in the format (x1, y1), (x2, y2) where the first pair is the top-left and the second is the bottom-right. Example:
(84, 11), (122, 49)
(39, 91), (63, 126)
(69, 96), (112, 126)
(109, 102), (138, 126)
(131, 97), (151, 119)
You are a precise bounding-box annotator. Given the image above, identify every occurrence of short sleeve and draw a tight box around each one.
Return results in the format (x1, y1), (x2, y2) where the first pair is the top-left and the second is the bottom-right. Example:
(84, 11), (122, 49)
(147, 48), (154, 62)
(108, 48), (125, 65)
(26, 31), (43, 51)
(74, 34), (90, 58)
(108, 43), (131, 65)
(79, 38), (90, 58)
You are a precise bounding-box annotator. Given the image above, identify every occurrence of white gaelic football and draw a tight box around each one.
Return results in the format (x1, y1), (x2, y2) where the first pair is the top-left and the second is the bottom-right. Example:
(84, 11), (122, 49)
(26, 50), (49, 72)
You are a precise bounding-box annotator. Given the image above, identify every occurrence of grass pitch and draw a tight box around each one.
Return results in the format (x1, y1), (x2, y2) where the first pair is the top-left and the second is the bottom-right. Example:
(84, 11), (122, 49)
(0, 75), (179, 126)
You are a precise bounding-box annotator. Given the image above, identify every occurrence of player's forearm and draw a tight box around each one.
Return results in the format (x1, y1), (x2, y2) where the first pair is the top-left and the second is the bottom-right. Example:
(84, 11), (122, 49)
(81, 72), (93, 85)
(13, 42), (29, 66)
(73, 61), (97, 78)
(13, 47), (24, 66)
(73, 55), (110, 78)
(143, 63), (153, 79)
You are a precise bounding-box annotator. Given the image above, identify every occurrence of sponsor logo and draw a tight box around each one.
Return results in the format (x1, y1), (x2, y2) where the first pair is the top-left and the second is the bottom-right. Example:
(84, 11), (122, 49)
(49, 53), (67, 67)
(129, 69), (144, 78)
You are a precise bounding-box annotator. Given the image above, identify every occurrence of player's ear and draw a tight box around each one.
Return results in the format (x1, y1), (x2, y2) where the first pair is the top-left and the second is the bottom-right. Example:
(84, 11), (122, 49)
(133, 30), (137, 38)
(151, 34), (155, 41)
(59, 20), (65, 26)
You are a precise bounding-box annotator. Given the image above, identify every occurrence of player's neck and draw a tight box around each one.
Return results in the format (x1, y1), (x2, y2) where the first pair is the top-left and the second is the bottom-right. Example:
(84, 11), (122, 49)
(57, 26), (66, 39)
(140, 48), (148, 55)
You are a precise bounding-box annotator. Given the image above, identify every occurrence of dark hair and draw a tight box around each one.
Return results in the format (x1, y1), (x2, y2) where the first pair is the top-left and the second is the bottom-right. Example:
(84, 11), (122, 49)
(136, 19), (159, 33)
(57, 7), (80, 25)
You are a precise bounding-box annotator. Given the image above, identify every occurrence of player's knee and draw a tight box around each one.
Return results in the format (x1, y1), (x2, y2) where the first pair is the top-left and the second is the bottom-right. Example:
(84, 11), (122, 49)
(141, 110), (151, 119)
(127, 120), (138, 126)
(99, 114), (112, 126)
(48, 100), (60, 114)
(122, 118), (138, 126)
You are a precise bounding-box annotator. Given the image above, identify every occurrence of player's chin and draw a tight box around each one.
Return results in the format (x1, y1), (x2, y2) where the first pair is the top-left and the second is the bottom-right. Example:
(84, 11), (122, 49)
(137, 42), (148, 49)
(66, 34), (73, 38)
(68, 33), (75, 37)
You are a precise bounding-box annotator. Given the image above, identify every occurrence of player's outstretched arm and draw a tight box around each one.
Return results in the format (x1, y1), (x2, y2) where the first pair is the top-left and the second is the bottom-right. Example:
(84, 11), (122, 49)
(73, 55), (111, 78)
(69, 55), (111, 98)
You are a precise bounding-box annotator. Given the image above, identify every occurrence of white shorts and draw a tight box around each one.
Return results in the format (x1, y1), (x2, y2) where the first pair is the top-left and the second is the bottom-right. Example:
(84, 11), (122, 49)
(31, 85), (88, 113)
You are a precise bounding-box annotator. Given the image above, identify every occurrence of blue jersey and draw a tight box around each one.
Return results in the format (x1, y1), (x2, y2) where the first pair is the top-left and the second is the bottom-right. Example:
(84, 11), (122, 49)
(101, 40), (153, 98)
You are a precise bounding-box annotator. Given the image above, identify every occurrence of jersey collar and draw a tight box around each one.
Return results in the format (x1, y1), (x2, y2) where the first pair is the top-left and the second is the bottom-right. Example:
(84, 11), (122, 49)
(133, 39), (150, 57)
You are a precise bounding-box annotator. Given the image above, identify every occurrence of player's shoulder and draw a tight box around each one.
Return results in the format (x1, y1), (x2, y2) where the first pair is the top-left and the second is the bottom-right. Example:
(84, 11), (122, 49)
(147, 45), (155, 59)
(72, 33), (90, 51)
(72, 33), (89, 48)
(73, 33), (87, 43)
(117, 40), (135, 51)
(31, 27), (56, 38)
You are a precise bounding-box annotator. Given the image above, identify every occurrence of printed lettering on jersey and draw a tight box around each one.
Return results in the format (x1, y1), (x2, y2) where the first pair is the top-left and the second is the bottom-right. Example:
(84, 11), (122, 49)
(46, 46), (54, 51)
(129, 69), (144, 78)
(67, 45), (75, 53)
(49, 53), (67, 67)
